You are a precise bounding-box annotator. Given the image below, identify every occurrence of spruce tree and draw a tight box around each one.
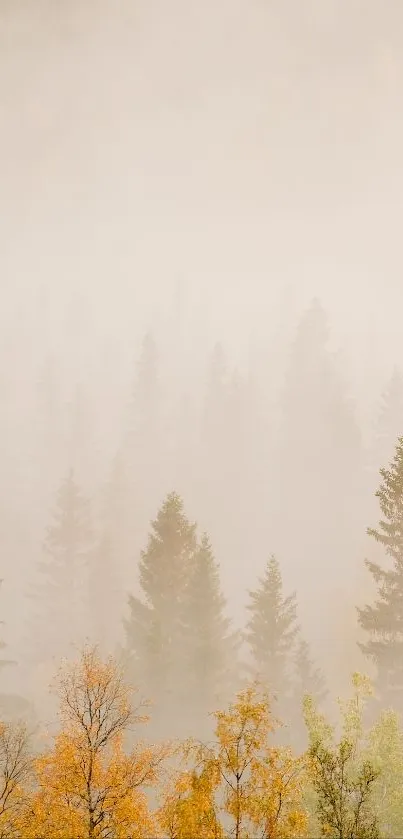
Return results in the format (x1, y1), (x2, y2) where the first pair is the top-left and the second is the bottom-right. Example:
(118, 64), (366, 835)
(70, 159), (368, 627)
(277, 298), (363, 689)
(358, 436), (403, 706)
(124, 491), (197, 733)
(181, 533), (239, 735)
(245, 555), (299, 711)
(28, 470), (93, 666)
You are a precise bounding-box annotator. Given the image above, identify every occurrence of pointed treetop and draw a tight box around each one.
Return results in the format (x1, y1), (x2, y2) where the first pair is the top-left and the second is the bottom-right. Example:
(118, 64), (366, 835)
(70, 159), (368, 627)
(245, 555), (300, 692)
(368, 435), (403, 562)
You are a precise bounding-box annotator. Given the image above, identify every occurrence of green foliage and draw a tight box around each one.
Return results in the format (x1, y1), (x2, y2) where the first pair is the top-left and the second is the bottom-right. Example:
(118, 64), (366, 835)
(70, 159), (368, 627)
(181, 533), (240, 734)
(358, 436), (403, 702)
(124, 492), (197, 730)
(304, 674), (379, 839)
(245, 555), (299, 709)
(365, 709), (403, 837)
(30, 470), (93, 664)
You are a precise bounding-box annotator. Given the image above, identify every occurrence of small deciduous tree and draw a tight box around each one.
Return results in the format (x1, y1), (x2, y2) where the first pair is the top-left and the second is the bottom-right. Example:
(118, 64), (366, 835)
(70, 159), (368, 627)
(0, 721), (32, 838)
(159, 683), (308, 839)
(304, 673), (380, 839)
(21, 646), (168, 839)
(367, 708), (403, 838)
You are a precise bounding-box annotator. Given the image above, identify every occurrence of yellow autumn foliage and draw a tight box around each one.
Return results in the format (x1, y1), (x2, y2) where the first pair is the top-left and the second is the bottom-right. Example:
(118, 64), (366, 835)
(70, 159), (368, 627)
(159, 683), (308, 839)
(17, 646), (169, 839)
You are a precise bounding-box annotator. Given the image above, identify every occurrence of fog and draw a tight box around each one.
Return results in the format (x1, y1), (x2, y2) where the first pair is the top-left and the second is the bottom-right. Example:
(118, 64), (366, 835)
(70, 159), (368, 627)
(1, 0), (403, 731)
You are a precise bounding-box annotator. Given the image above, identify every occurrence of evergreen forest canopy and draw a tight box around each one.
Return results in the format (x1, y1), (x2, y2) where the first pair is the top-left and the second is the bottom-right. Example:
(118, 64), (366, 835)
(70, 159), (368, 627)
(2, 298), (403, 835)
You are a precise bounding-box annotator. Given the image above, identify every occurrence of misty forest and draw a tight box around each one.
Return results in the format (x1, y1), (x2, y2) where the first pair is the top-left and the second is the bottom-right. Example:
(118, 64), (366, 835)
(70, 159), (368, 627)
(2, 1), (403, 837)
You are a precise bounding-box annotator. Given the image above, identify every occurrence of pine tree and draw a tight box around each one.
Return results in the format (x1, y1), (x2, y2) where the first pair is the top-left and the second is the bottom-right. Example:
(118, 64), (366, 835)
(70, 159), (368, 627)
(123, 492), (197, 734)
(180, 533), (239, 735)
(276, 298), (364, 691)
(358, 436), (403, 707)
(245, 555), (299, 714)
(28, 470), (93, 667)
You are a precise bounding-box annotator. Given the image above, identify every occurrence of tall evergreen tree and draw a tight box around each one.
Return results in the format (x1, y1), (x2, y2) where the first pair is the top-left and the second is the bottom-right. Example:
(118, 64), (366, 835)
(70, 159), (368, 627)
(245, 555), (299, 712)
(180, 533), (239, 735)
(28, 470), (93, 667)
(276, 298), (364, 690)
(358, 436), (403, 708)
(123, 491), (197, 735)
(200, 345), (256, 617)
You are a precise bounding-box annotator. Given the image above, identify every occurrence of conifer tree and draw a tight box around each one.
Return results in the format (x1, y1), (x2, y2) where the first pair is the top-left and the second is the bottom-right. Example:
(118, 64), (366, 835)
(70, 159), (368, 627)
(245, 556), (299, 714)
(180, 533), (239, 734)
(277, 298), (363, 689)
(28, 470), (93, 667)
(124, 492), (197, 733)
(358, 436), (403, 706)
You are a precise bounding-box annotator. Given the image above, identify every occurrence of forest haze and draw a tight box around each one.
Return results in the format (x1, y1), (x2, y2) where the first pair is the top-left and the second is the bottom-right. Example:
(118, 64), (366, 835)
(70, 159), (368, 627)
(1, 0), (403, 803)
